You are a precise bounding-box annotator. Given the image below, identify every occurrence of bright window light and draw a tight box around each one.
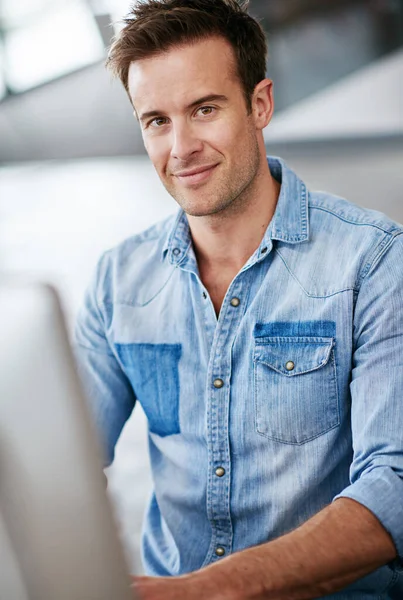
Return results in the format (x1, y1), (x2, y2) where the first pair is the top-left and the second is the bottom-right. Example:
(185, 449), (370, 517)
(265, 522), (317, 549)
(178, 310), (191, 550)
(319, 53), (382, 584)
(0, 0), (54, 27)
(4, 1), (105, 93)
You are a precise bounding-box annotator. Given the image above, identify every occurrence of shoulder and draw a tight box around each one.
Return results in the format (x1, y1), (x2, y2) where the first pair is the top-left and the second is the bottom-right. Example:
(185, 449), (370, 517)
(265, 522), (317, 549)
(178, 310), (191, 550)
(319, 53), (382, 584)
(94, 213), (177, 306)
(309, 191), (403, 236)
(276, 191), (403, 297)
(105, 213), (176, 264)
(309, 192), (403, 284)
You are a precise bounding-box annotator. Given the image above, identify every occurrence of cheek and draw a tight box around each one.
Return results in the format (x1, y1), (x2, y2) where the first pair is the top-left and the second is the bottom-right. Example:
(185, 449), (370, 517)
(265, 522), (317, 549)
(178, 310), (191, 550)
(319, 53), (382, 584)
(144, 136), (170, 174)
(205, 118), (251, 157)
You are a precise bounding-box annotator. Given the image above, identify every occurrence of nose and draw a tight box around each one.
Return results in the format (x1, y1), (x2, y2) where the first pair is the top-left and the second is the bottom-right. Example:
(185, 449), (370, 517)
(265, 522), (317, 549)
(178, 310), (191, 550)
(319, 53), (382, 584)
(170, 122), (203, 161)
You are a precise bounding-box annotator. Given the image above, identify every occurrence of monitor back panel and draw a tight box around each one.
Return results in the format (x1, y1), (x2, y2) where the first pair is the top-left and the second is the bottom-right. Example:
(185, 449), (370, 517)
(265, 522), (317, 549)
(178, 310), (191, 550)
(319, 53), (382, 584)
(0, 282), (133, 600)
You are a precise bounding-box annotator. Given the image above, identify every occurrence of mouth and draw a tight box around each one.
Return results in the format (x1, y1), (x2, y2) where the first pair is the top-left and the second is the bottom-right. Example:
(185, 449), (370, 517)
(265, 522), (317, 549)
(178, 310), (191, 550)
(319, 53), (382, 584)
(173, 164), (218, 186)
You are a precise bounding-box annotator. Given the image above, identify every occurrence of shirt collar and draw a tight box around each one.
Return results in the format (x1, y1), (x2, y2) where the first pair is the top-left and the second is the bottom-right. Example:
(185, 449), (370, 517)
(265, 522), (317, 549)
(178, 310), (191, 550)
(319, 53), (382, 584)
(162, 209), (193, 265)
(268, 156), (309, 244)
(162, 156), (310, 265)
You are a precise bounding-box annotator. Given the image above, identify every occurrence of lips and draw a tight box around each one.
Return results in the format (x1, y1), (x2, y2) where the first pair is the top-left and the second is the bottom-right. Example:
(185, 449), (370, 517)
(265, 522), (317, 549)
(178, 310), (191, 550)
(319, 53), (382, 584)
(173, 164), (218, 186)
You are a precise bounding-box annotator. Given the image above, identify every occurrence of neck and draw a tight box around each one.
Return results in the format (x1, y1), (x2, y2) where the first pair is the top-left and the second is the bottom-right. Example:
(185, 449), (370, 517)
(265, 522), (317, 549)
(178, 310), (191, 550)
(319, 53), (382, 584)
(188, 157), (280, 273)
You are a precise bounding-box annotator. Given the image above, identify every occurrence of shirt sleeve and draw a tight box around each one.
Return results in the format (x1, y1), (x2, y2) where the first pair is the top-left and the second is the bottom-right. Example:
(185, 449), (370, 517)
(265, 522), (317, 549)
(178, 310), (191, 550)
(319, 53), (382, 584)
(333, 232), (403, 561)
(73, 251), (136, 467)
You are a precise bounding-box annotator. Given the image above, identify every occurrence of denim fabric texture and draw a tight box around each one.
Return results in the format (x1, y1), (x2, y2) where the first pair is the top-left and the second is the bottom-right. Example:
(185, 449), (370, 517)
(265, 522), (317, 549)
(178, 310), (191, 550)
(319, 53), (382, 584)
(115, 343), (181, 437)
(74, 157), (403, 598)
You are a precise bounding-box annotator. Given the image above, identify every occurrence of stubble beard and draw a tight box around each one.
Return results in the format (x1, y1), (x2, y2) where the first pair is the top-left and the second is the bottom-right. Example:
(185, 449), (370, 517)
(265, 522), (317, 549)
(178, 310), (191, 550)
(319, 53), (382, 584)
(162, 137), (262, 219)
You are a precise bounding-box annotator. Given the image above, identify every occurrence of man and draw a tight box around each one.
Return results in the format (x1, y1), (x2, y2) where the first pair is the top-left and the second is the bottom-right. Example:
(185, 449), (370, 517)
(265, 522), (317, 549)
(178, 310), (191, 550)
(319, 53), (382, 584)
(74, 1), (403, 598)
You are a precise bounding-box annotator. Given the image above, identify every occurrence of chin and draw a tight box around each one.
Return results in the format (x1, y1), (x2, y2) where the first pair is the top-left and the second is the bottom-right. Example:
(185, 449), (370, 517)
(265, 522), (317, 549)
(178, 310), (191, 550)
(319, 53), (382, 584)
(185, 207), (234, 219)
(183, 208), (216, 218)
(178, 197), (229, 218)
(169, 190), (211, 215)
(168, 182), (236, 217)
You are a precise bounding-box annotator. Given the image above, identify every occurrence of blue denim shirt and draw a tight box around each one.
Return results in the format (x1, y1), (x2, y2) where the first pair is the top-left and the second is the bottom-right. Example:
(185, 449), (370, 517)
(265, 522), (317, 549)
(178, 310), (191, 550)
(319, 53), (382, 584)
(75, 157), (403, 598)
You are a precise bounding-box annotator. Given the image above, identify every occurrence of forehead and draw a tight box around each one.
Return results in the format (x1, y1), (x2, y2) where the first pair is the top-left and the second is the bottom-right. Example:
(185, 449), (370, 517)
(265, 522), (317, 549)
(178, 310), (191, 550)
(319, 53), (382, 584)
(128, 36), (241, 113)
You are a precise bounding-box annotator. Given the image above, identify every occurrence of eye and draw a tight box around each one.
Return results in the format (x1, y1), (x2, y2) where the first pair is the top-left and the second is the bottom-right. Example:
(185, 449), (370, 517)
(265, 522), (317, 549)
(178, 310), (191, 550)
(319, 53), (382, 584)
(197, 106), (216, 117)
(149, 117), (169, 128)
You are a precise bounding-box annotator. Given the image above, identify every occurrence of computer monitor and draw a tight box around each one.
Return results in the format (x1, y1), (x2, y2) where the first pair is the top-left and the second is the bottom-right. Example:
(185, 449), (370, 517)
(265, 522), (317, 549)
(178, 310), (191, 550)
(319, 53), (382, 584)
(0, 280), (134, 600)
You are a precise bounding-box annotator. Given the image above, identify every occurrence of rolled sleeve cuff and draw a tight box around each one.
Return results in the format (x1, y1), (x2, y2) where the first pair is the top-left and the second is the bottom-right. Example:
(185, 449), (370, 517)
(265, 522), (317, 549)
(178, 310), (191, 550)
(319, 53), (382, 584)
(333, 466), (403, 561)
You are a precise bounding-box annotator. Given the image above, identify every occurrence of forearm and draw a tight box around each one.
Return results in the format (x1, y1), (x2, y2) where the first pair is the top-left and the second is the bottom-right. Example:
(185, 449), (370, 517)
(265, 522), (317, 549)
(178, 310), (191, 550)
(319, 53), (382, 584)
(196, 498), (397, 600)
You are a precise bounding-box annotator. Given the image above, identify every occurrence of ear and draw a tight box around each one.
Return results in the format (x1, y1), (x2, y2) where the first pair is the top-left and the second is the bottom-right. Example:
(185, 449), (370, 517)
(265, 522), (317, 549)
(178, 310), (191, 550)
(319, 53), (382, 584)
(252, 79), (274, 130)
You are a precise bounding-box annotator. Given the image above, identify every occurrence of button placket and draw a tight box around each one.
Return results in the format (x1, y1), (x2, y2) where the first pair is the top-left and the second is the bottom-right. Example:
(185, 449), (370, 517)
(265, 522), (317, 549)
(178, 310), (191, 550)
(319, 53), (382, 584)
(205, 276), (249, 564)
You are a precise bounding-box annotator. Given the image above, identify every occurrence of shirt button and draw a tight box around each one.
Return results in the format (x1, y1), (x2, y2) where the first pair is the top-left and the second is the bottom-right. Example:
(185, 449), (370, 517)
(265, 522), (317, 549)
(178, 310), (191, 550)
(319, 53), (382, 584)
(213, 378), (224, 389)
(173, 248), (181, 256)
(285, 361), (295, 371)
(215, 467), (226, 477)
(215, 547), (225, 557)
(230, 297), (240, 307)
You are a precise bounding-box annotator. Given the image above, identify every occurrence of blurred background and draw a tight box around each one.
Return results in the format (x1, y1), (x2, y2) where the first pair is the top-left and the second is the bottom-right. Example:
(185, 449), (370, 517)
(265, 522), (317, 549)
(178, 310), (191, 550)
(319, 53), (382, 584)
(0, 0), (402, 573)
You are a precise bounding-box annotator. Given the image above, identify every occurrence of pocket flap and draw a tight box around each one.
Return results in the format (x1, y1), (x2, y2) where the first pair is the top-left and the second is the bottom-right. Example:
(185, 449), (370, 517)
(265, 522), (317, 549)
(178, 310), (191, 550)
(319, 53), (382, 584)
(254, 336), (334, 376)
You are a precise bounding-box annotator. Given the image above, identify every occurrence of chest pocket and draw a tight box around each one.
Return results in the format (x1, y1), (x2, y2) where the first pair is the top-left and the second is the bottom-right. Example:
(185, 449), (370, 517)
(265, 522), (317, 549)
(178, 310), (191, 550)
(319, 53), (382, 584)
(253, 336), (339, 444)
(115, 343), (181, 437)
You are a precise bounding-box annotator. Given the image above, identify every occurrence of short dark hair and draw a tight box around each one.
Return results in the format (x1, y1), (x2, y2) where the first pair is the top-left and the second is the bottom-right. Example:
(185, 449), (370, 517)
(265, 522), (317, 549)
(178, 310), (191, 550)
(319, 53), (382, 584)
(106, 0), (268, 112)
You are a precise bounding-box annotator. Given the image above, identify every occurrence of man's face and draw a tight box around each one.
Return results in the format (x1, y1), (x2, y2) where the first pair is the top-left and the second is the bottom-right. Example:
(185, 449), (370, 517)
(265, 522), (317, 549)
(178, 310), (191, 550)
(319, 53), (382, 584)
(128, 36), (262, 217)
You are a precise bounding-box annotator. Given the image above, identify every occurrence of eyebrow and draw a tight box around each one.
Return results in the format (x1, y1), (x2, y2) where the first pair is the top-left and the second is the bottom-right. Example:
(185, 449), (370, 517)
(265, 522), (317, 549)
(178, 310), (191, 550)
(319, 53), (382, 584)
(138, 94), (229, 123)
